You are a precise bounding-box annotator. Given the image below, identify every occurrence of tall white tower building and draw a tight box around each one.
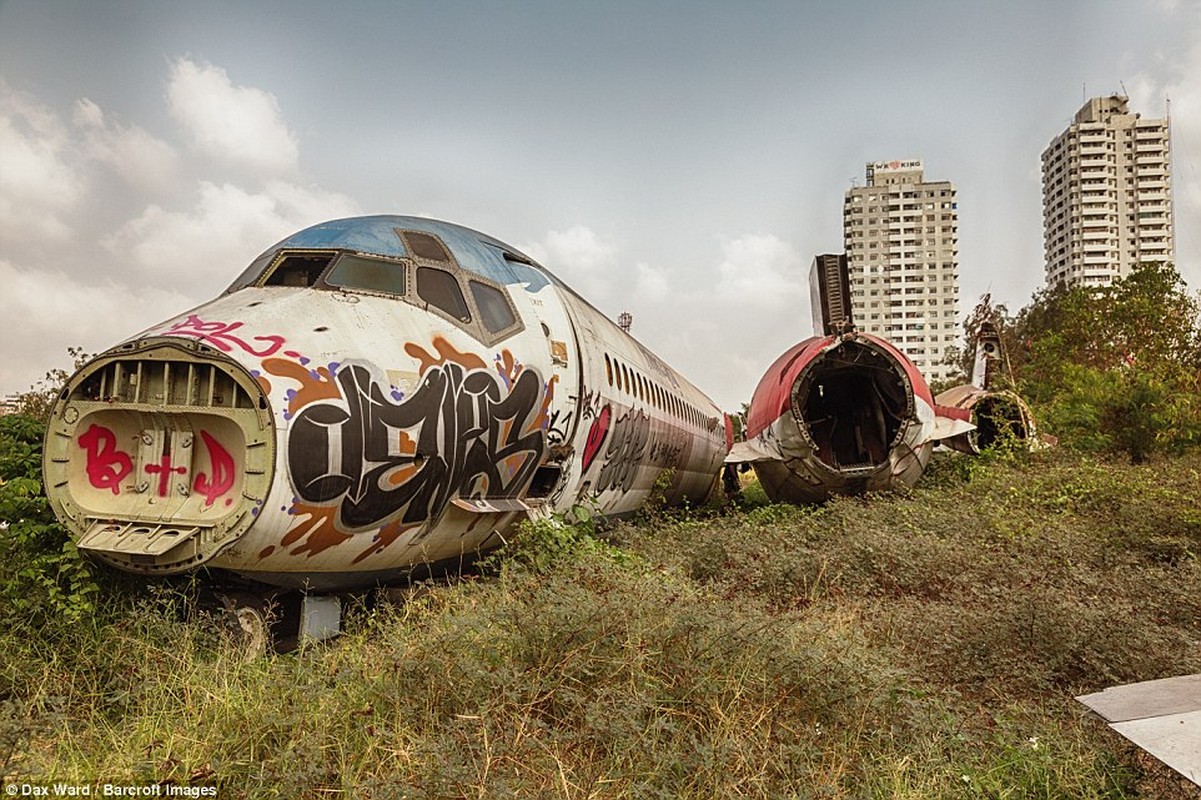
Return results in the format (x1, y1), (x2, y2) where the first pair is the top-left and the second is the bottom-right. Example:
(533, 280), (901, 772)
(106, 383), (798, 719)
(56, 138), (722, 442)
(843, 160), (960, 383)
(1042, 95), (1173, 288)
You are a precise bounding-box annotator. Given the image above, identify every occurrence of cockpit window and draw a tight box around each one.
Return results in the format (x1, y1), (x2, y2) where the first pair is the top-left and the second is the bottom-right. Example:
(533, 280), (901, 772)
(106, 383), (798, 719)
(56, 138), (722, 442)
(469, 280), (517, 333)
(263, 253), (335, 287)
(401, 230), (452, 263)
(226, 251), (275, 293)
(325, 254), (407, 295)
(417, 266), (471, 322)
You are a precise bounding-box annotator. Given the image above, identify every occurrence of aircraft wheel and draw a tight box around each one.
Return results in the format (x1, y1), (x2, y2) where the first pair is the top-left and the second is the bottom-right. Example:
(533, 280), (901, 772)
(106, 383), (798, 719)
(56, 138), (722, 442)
(219, 593), (272, 660)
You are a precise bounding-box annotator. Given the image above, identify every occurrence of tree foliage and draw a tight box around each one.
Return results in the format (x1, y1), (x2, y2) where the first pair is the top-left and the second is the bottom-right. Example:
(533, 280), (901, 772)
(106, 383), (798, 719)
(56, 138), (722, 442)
(1004, 262), (1201, 462)
(14, 346), (90, 422)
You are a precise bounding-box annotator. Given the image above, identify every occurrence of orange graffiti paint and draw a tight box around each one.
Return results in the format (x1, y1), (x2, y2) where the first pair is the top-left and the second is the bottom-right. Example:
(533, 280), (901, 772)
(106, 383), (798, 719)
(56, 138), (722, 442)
(495, 349), (521, 385)
(405, 335), (487, 373)
(262, 357), (341, 415)
(532, 374), (559, 433)
(352, 520), (420, 564)
(280, 502), (353, 557)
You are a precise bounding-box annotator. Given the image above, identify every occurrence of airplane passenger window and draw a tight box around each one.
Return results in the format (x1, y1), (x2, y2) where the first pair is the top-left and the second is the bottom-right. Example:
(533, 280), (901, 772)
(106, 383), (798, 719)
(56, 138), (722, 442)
(325, 254), (406, 295)
(417, 267), (471, 322)
(605, 355), (613, 386)
(469, 280), (516, 333)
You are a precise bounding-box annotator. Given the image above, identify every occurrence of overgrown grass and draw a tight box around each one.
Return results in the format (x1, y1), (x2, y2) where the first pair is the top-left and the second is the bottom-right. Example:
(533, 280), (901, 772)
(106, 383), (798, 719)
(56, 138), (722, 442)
(4, 449), (1201, 797)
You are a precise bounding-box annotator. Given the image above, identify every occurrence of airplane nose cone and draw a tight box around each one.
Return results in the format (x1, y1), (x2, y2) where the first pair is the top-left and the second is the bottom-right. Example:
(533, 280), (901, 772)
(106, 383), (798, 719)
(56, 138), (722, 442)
(43, 337), (276, 574)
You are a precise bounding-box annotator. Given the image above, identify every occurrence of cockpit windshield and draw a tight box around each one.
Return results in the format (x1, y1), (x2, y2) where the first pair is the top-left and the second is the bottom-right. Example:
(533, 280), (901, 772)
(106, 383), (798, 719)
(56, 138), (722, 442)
(264, 253), (336, 287)
(325, 254), (407, 295)
(222, 247), (522, 344)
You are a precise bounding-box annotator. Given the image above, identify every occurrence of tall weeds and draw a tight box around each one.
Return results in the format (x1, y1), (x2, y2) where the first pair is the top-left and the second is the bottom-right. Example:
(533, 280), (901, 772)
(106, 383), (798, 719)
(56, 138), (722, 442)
(6, 449), (1200, 796)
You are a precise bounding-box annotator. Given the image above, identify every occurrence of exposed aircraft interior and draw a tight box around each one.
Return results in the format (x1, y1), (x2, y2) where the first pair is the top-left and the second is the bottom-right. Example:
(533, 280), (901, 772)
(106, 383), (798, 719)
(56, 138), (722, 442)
(793, 341), (909, 471)
(968, 394), (1030, 450)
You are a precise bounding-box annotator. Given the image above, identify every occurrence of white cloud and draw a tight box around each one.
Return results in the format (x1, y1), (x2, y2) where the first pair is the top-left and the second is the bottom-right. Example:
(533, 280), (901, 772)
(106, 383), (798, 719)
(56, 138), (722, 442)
(0, 59), (365, 397)
(167, 57), (299, 175)
(714, 233), (807, 305)
(103, 180), (359, 295)
(0, 80), (86, 243)
(74, 98), (177, 192)
(0, 257), (194, 395)
(634, 261), (669, 303)
(522, 225), (620, 303)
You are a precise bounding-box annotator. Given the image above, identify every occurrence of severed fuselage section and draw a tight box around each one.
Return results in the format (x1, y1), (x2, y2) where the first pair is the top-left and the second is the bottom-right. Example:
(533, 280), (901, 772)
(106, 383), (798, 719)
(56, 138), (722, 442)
(935, 309), (1044, 455)
(729, 332), (971, 504)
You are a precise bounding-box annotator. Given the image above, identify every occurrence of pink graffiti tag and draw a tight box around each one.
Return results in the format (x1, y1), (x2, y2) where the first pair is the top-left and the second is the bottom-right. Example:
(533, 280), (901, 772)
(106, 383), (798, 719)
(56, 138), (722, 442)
(165, 314), (286, 358)
(78, 424), (133, 495)
(193, 430), (236, 507)
(145, 455), (187, 498)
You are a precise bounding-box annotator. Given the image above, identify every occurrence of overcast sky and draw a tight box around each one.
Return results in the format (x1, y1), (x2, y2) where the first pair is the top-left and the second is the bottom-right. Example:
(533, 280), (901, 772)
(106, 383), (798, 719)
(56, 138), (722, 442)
(3, 0), (1200, 410)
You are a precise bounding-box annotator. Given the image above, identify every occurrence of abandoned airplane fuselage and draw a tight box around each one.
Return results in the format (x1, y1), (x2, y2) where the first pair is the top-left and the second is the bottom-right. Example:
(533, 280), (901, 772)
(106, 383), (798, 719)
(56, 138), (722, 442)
(43, 216), (728, 591)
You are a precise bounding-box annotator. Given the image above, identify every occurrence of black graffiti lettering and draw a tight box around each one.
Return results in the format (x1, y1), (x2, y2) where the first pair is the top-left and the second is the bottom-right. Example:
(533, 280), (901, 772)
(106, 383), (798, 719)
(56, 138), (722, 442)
(595, 408), (651, 494)
(459, 369), (546, 501)
(546, 408), (573, 446)
(289, 362), (547, 531)
(648, 435), (685, 466)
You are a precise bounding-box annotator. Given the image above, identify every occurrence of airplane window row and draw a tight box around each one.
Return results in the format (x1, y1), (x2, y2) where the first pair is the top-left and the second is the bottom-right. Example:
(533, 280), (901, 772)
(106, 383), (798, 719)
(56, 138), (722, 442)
(603, 353), (719, 433)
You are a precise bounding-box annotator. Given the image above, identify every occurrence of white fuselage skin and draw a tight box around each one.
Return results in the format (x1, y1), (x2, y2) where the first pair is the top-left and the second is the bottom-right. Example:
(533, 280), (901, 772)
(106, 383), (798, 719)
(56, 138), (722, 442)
(46, 241), (726, 591)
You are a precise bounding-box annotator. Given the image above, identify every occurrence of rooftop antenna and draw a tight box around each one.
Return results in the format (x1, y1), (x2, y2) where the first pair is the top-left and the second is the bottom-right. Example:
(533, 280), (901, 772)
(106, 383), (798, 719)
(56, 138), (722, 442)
(1120, 80), (1128, 99)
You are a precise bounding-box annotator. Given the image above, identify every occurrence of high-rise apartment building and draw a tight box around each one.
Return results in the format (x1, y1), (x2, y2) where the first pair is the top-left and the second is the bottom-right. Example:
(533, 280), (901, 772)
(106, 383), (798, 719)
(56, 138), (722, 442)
(1042, 95), (1173, 288)
(843, 160), (960, 383)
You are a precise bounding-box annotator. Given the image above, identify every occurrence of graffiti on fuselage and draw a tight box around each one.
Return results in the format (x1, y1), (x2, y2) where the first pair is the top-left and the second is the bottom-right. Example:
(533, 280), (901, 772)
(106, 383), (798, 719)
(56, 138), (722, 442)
(75, 422), (237, 505)
(595, 408), (651, 494)
(581, 401), (692, 497)
(581, 404), (612, 473)
(546, 408), (574, 447)
(648, 437), (685, 466)
(286, 356), (550, 535)
(165, 314), (288, 358)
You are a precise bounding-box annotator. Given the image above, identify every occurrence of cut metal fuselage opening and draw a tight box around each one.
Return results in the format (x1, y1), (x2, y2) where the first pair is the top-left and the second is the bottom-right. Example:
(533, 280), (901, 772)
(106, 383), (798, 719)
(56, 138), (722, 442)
(792, 340), (910, 472)
(972, 394), (1030, 450)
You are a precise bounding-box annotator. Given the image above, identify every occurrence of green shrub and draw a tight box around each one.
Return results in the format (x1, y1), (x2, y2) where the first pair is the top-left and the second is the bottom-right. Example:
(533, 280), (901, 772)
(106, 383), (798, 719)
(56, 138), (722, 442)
(0, 414), (101, 632)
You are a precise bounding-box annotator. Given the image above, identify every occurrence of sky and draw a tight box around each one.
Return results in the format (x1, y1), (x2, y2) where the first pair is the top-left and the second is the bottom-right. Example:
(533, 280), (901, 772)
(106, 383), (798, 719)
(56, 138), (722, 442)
(2, 0), (1201, 411)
